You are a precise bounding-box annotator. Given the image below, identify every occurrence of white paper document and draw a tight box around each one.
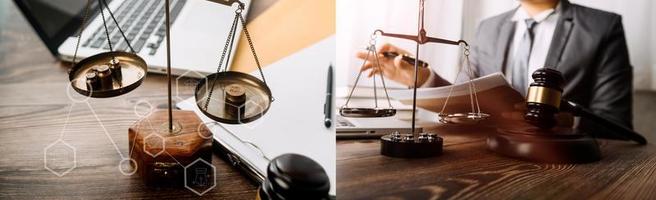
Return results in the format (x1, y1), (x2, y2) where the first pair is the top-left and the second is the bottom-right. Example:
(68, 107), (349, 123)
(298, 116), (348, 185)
(387, 73), (525, 121)
(178, 36), (336, 195)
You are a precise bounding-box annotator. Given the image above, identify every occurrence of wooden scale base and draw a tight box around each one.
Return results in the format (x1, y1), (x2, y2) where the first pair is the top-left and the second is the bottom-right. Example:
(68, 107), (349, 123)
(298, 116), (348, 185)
(380, 133), (443, 158)
(128, 110), (213, 186)
(488, 126), (601, 163)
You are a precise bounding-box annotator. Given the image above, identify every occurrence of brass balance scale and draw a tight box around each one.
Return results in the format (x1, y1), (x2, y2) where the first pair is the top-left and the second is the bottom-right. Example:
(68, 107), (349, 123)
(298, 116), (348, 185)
(68, 0), (273, 187)
(340, 0), (490, 158)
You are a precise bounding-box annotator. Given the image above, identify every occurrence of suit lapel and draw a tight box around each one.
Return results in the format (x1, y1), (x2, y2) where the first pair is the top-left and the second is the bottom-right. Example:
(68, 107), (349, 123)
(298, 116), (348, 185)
(545, 0), (574, 69)
(497, 16), (516, 74)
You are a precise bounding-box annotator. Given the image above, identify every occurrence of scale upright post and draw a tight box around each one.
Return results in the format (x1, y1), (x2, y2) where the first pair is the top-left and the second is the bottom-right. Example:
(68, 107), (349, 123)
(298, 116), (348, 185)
(128, 0), (213, 186)
(165, 0), (174, 132)
(378, 0), (468, 158)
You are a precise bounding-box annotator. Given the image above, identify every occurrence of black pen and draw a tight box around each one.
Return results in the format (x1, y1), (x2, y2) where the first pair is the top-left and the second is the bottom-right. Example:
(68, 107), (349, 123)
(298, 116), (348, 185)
(324, 64), (333, 128)
(381, 51), (429, 68)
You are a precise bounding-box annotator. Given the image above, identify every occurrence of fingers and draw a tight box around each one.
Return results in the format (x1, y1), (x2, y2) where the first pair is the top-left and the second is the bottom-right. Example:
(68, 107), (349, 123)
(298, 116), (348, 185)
(366, 61), (384, 77)
(362, 60), (385, 78)
(368, 68), (382, 77)
(378, 43), (410, 55)
(357, 50), (388, 64)
(393, 55), (406, 69)
(356, 50), (370, 60)
(358, 51), (393, 73)
(356, 43), (414, 80)
(360, 60), (374, 72)
(357, 50), (379, 73)
(377, 43), (396, 53)
(357, 49), (392, 62)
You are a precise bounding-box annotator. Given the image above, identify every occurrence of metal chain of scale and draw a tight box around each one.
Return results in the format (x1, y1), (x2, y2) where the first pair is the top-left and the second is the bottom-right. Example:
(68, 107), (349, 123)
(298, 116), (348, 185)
(195, 3), (274, 124)
(72, 0), (136, 64)
(437, 43), (490, 125)
(339, 33), (397, 118)
(68, 0), (147, 98)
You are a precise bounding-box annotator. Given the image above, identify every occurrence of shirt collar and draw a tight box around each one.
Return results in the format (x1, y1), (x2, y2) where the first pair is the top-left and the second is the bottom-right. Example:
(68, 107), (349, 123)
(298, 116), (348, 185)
(511, 2), (560, 23)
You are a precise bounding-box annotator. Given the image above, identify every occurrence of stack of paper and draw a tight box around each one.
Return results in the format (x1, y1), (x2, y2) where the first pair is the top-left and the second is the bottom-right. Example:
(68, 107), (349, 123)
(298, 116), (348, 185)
(388, 73), (525, 122)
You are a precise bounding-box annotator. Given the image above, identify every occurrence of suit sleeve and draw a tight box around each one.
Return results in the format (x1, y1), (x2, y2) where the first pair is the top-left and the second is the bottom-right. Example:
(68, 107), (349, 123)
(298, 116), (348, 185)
(580, 15), (633, 135)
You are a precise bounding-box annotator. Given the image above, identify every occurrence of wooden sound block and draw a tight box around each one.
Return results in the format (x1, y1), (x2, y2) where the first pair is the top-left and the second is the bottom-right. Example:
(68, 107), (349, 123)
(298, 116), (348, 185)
(128, 110), (213, 186)
(488, 126), (601, 163)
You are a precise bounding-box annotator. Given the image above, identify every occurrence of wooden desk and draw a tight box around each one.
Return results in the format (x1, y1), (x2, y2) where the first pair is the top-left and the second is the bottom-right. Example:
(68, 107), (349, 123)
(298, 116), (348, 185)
(337, 91), (656, 199)
(0, 0), (276, 199)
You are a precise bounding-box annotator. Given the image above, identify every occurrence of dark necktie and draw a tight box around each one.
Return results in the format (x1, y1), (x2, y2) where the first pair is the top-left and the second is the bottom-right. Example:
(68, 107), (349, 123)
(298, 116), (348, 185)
(511, 18), (537, 96)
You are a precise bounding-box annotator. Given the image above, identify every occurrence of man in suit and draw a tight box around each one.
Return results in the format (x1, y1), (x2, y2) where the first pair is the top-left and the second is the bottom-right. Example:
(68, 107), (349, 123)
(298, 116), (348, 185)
(358, 0), (633, 136)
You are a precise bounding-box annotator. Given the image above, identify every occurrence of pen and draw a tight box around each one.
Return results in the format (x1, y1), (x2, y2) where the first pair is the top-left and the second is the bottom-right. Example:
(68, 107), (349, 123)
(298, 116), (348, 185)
(324, 64), (333, 128)
(382, 52), (429, 68)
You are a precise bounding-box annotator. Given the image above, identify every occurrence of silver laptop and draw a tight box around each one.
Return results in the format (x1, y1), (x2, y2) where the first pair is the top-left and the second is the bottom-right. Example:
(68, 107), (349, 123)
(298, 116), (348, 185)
(15, 0), (250, 77)
(336, 115), (422, 139)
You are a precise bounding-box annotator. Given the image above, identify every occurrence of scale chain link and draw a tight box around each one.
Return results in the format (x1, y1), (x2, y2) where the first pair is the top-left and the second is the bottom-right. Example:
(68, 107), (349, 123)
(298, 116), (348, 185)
(204, 5), (274, 111)
(439, 43), (474, 114)
(204, 12), (240, 110)
(238, 13), (272, 102)
(100, 0), (135, 53)
(72, 0), (92, 65)
(98, 0), (113, 52)
(341, 31), (395, 110)
(342, 48), (370, 108)
(371, 44), (394, 109)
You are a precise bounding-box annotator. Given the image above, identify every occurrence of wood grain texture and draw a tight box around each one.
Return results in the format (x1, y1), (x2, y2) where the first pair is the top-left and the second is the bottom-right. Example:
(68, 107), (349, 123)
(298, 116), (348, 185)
(338, 95), (656, 200)
(0, 1), (282, 198)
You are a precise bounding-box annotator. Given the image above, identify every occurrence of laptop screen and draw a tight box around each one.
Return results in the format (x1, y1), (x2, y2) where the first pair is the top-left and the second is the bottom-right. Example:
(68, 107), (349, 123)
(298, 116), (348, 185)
(13, 0), (110, 56)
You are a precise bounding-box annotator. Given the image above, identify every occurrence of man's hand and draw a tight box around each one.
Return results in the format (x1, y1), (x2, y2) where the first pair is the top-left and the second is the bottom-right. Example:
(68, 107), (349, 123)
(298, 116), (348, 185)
(356, 43), (431, 87)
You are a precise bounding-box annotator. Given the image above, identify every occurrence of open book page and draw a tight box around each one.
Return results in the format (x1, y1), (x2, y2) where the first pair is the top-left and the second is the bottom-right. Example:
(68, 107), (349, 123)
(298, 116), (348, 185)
(388, 73), (525, 123)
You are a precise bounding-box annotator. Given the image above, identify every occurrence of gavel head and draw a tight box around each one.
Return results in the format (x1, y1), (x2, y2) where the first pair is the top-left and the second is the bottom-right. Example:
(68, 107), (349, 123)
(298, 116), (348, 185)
(259, 154), (330, 200)
(524, 68), (565, 129)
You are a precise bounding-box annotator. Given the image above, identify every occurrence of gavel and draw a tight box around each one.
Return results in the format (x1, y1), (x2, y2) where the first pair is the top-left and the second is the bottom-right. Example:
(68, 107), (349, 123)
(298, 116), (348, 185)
(257, 154), (330, 200)
(525, 68), (647, 145)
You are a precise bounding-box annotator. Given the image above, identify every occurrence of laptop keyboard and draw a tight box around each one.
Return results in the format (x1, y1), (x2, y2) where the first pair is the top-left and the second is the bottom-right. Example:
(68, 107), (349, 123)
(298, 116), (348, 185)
(336, 115), (356, 128)
(82, 0), (187, 55)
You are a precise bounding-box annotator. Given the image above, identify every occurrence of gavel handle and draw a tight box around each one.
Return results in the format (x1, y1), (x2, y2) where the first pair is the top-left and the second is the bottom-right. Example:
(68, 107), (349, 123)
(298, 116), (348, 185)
(562, 101), (647, 145)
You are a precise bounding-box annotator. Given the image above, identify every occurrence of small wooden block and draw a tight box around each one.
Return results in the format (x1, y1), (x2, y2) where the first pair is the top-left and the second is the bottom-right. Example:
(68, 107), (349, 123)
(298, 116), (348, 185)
(128, 110), (213, 186)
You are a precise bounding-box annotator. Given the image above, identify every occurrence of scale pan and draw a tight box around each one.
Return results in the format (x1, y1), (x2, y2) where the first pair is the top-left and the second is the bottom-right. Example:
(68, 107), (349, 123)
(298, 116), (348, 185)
(339, 107), (396, 118)
(195, 71), (272, 124)
(68, 51), (147, 98)
(438, 112), (490, 125)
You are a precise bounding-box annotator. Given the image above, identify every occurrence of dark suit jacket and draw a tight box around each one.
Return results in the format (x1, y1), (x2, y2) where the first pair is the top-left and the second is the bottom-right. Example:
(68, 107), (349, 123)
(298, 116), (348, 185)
(426, 0), (633, 133)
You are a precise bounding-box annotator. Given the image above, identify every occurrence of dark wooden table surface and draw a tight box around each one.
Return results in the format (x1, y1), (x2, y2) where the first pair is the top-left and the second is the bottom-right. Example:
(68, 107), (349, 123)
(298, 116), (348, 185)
(338, 91), (656, 199)
(0, 0), (276, 199)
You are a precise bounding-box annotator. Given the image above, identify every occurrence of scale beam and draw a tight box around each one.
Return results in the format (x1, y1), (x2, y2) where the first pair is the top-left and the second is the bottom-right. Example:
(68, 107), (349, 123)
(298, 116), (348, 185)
(374, 29), (468, 46)
(206, 0), (244, 7)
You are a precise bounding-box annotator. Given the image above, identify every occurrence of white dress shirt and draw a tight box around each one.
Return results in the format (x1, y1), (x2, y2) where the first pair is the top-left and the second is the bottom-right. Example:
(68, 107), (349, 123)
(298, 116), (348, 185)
(505, 4), (561, 85)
